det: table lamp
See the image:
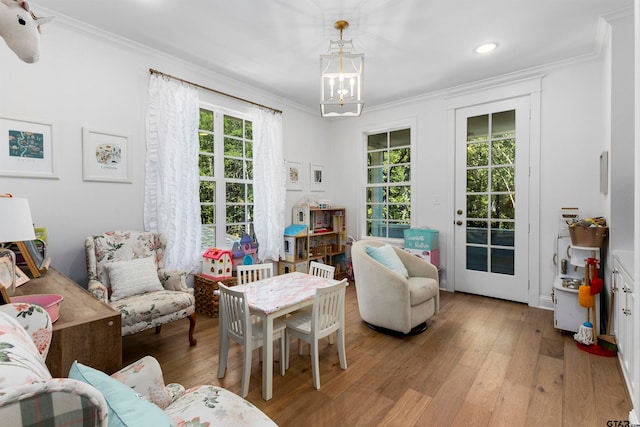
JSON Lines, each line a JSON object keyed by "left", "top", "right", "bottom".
{"left": 0, "top": 195, "right": 36, "bottom": 296}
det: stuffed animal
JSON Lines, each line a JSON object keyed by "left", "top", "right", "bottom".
{"left": 0, "top": 0, "right": 53, "bottom": 63}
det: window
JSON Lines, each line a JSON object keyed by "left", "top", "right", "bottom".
{"left": 365, "top": 128, "right": 411, "bottom": 238}
{"left": 199, "top": 106, "right": 253, "bottom": 250}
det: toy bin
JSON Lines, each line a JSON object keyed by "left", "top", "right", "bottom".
{"left": 404, "top": 227, "right": 439, "bottom": 250}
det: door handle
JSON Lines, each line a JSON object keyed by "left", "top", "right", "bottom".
{"left": 456, "top": 220, "right": 463, "bottom": 226}
{"left": 457, "top": 210, "right": 463, "bottom": 215}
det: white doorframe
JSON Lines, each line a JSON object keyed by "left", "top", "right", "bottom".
{"left": 444, "top": 76, "right": 542, "bottom": 307}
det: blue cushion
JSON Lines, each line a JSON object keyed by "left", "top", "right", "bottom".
{"left": 365, "top": 244, "right": 409, "bottom": 278}
{"left": 68, "top": 361, "right": 175, "bottom": 427}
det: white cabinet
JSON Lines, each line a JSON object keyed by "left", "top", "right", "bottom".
{"left": 613, "top": 252, "right": 636, "bottom": 407}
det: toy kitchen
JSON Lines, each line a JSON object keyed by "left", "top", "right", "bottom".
{"left": 552, "top": 208, "right": 608, "bottom": 333}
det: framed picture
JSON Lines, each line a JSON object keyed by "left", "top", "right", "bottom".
{"left": 15, "top": 266, "right": 29, "bottom": 287}
{"left": 286, "top": 161, "right": 303, "bottom": 191}
{"left": 82, "top": 127, "right": 132, "bottom": 183}
{"left": 310, "top": 164, "right": 325, "bottom": 192}
{"left": 0, "top": 115, "right": 58, "bottom": 179}
{"left": 0, "top": 256, "right": 12, "bottom": 290}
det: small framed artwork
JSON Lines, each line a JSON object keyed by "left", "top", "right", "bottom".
{"left": 0, "top": 286, "right": 8, "bottom": 305}
{"left": 310, "top": 164, "right": 325, "bottom": 192}
{"left": 15, "top": 266, "right": 29, "bottom": 287}
{"left": 82, "top": 127, "right": 132, "bottom": 183}
{"left": 286, "top": 161, "right": 303, "bottom": 191}
{"left": 0, "top": 256, "right": 13, "bottom": 290}
{"left": 0, "top": 115, "right": 58, "bottom": 179}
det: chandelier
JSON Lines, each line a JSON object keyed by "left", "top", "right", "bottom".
{"left": 320, "top": 20, "right": 364, "bottom": 117}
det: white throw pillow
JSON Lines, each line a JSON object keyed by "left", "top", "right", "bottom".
{"left": 106, "top": 257, "right": 164, "bottom": 301}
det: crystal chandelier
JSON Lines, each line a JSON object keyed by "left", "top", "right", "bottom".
{"left": 320, "top": 20, "right": 364, "bottom": 117}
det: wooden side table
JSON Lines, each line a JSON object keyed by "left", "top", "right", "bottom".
{"left": 193, "top": 274, "right": 237, "bottom": 318}
{"left": 13, "top": 268, "right": 122, "bottom": 376}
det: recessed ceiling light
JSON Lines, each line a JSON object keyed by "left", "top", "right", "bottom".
{"left": 475, "top": 43, "right": 498, "bottom": 54}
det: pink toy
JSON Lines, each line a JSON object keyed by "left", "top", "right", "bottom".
{"left": 0, "top": 0, "right": 53, "bottom": 63}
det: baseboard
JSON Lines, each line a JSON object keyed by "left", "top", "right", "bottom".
{"left": 537, "top": 294, "right": 554, "bottom": 310}
{"left": 630, "top": 408, "right": 639, "bottom": 425}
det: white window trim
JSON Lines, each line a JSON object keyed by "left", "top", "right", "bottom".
{"left": 359, "top": 116, "right": 417, "bottom": 246}
{"left": 199, "top": 102, "right": 254, "bottom": 251}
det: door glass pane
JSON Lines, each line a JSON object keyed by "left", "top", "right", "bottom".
{"left": 467, "top": 114, "right": 489, "bottom": 141}
{"left": 491, "top": 166, "right": 515, "bottom": 192}
{"left": 467, "top": 195, "right": 488, "bottom": 218}
{"left": 467, "top": 221, "right": 488, "bottom": 244}
{"left": 466, "top": 110, "right": 516, "bottom": 276}
{"left": 368, "top": 151, "right": 386, "bottom": 167}
{"left": 467, "top": 142, "right": 488, "bottom": 167}
{"left": 491, "top": 248, "right": 514, "bottom": 275}
{"left": 467, "top": 169, "right": 488, "bottom": 192}
{"left": 491, "top": 221, "right": 514, "bottom": 246}
{"left": 491, "top": 139, "right": 515, "bottom": 165}
{"left": 491, "top": 194, "right": 515, "bottom": 219}
{"left": 467, "top": 246, "right": 487, "bottom": 271}
{"left": 491, "top": 110, "right": 515, "bottom": 138}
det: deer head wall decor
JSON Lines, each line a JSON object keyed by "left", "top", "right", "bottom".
{"left": 0, "top": 0, "right": 54, "bottom": 63}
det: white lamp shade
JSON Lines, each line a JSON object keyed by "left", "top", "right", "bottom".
{"left": 0, "top": 197, "right": 36, "bottom": 243}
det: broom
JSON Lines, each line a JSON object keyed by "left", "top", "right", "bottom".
{"left": 597, "top": 269, "right": 618, "bottom": 352}
{"left": 575, "top": 259, "right": 616, "bottom": 357}
{"left": 574, "top": 263, "right": 594, "bottom": 345}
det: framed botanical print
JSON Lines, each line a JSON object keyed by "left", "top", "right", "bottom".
{"left": 286, "top": 161, "right": 303, "bottom": 191}
{"left": 310, "top": 164, "right": 325, "bottom": 192}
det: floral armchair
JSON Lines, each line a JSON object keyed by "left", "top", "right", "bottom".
{"left": 85, "top": 230, "right": 197, "bottom": 346}
{"left": 0, "top": 303, "right": 277, "bottom": 426}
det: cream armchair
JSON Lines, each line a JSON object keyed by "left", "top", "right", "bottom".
{"left": 85, "top": 230, "right": 196, "bottom": 345}
{"left": 351, "top": 240, "right": 439, "bottom": 334}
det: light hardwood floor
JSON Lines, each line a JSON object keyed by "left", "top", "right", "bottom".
{"left": 122, "top": 284, "right": 631, "bottom": 426}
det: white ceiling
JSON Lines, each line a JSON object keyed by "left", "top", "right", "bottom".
{"left": 32, "top": 0, "right": 633, "bottom": 111}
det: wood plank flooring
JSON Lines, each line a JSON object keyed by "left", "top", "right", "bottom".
{"left": 122, "top": 284, "right": 631, "bottom": 426}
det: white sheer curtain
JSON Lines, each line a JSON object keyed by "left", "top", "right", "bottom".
{"left": 144, "top": 75, "right": 201, "bottom": 272}
{"left": 252, "top": 106, "right": 285, "bottom": 262}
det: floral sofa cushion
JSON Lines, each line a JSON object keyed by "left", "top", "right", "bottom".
{"left": 0, "top": 303, "right": 277, "bottom": 427}
{"left": 110, "top": 290, "right": 194, "bottom": 336}
{"left": 0, "top": 304, "right": 108, "bottom": 427}
{"left": 164, "top": 385, "right": 277, "bottom": 426}
{"left": 0, "top": 309, "right": 51, "bottom": 388}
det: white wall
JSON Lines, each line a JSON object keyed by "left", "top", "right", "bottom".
{"left": 0, "top": 15, "right": 623, "bottom": 309}
{"left": 0, "top": 18, "right": 327, "bottom": 285}
{"left": 329, "top": 57, "right": 610, "bottom": 308}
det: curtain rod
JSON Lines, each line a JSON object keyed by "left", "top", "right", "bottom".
{"left": 149, "top": 68, "right": 283, "bottom": 115}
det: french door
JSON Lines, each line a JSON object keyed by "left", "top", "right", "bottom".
{"left": 454, "top": 97, "right": 530, "bottom": 303}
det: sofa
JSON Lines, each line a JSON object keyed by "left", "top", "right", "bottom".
{"left": 0, "top": 302, "right": 276, "bottom": 426}
{"left": 351, "top": 240, "right": 439, "bottom": 334}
